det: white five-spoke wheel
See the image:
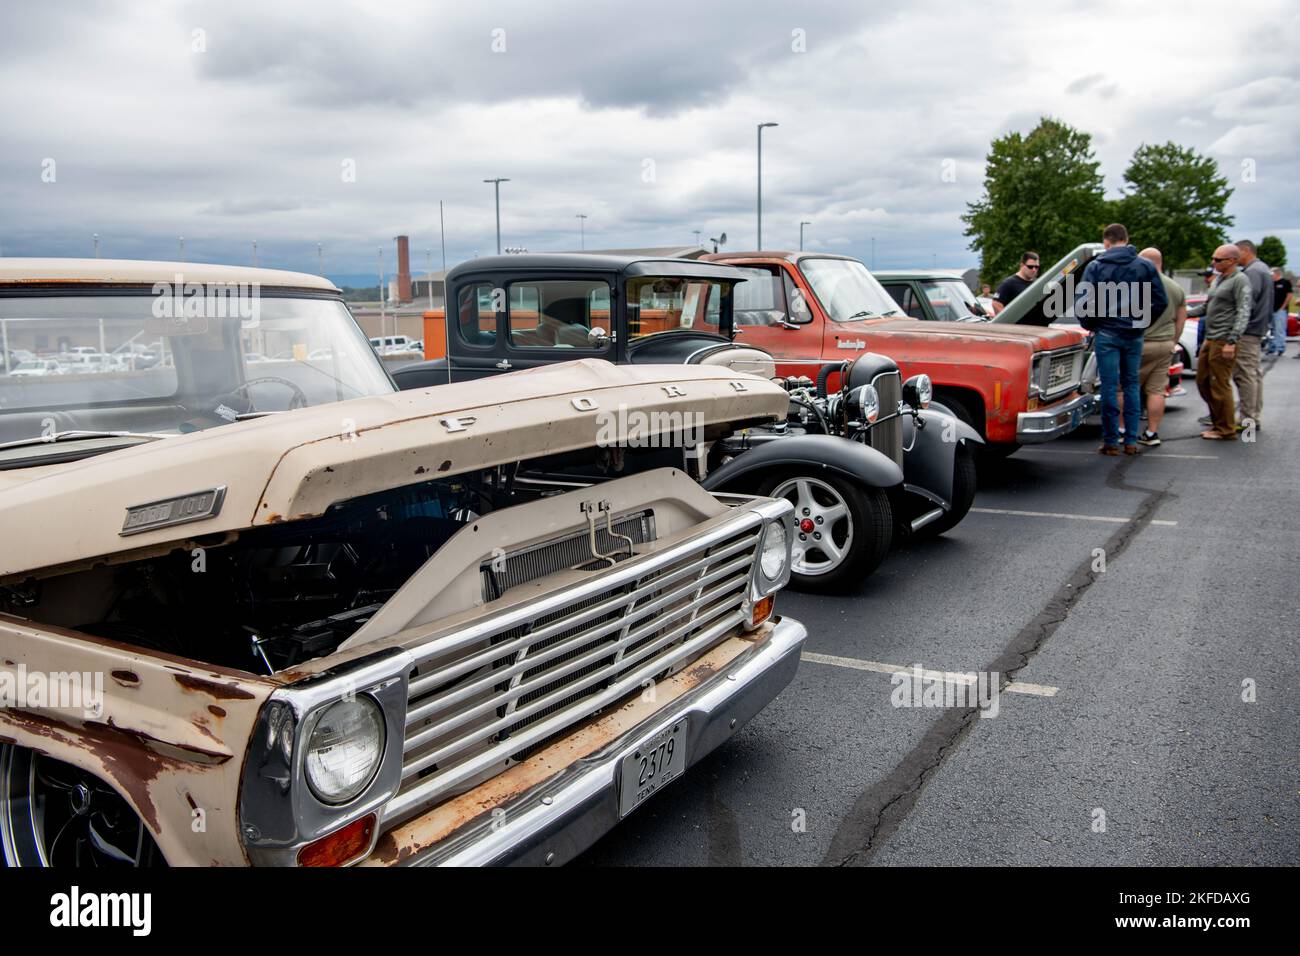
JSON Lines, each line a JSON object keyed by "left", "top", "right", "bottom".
{"left": 771, "top": 476, "right": 854, "bottom": 577}
{"left": 757, "top": 471, "right": 892, "bottom": 592}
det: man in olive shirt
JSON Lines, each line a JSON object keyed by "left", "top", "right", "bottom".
{"left": 1189, "top": 245, "right": 1253, "bottom": 439}
{"left": 1134, "top": 248, "right": 1186, "bottom": 445}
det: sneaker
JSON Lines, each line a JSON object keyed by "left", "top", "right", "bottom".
{"left": 1137, "top": 431, "right": 1161, "bottom": 446}
{"left": 1197, "top": 414, "right": 1213, "bottom": 425}
{"left": 1171, "top": 386, "right": 1187, "bottom": 396}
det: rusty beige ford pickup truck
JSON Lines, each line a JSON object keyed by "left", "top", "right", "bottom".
{"left": 0, "top": 259, "right": 805, "bottom": 867}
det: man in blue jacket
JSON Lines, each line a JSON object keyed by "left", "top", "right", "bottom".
{"left": 1075, "top": 224, "right": 1169, "bottom": 455}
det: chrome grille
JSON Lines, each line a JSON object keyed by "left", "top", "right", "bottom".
{"left": 383, "top": 516, "right": 763, "bottom": 824}
{"left": 869, "top": 370, "right": 904, "bottom": 466}
{"left": 1048, "top": 353, "right": 1078, "bottom": 391}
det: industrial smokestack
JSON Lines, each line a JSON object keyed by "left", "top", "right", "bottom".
{"left": 395, "top": 235, "right": 412, "bottom": 303}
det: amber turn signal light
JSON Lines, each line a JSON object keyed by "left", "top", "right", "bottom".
{"left": 297, "top": 813, "right": 376, "bottom": 867}
{"left": 750, "top": 594, "right": 775, "bottom": 628}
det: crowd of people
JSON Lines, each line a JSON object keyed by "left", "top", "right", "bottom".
{"left": 992, "top": 226, "right": 1290, "bottom": 451}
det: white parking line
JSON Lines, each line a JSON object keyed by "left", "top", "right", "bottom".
{"left": 971, "top": 507, "right": 1177, "bottom": 527}
{"left": 1021, "top": 448, "right": 1218, "bottom": 460}
{"left": 800, "top": 652, "right": 1059, "bottom": 697}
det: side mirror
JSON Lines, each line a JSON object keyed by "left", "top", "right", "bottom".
{"left": 587, "top": 327, "right": 609, "bottom": 349}
{"left": 901, "top": 373, "right": 933, "bottom": 410}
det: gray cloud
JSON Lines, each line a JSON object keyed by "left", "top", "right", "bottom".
{"left": 1, "top": 0, "right": 1297, "bottom": 275}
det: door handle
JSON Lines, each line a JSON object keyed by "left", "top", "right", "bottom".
{"left": 495, "top": 359, "right": 513, "bottom": 371}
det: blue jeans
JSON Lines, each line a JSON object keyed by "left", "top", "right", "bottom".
{"left": 1095, "top": 331, "right": 1143, "bottom": 446}
{"left": 1268, "top": 308, "right": 1287, "bottom": 353}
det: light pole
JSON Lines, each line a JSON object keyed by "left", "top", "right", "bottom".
{"left": 178, "top": 236, "right": 185, "bottom": 262}
{"left": 756, "top": 122, "right": 778, "bottom": 250}
{"left": 484, "top": 178, "right": 509, "bottom": 254}
{"left": 576, "top": 213, "right": 588, "bottom": 250}
{"left": 93, "top": 234, "right": 100, "bottom": 258}
{"left": 693, "top": 230, "right": 702, "bottom": 247}
{"left": 317, "top": 242, "right": 324, "bottom": 275}
{"left": 426, "top": 248, "right": 434, "bottom": 310}
{"left": 252, "top": 240, "right": 258, "bottom": 267}
{"left": 799, "top": 221, "right": 811, "bottom": 251}
{"left": 378, "top": 247, "right": 386, "bottom": 339}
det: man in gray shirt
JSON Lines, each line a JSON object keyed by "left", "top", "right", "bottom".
{"left": 1188, "top": 245, "right": 1252, "bottom": 439}
{"left": 1232, "top": 239, "right": 1272, "bottom": 427}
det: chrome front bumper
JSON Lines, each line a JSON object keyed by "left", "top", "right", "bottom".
{"left": 1016, "top": 393, "right": 1096, "bottom": 443}
{"left": 394, "top": 615, "right": 807, "bottom": 867}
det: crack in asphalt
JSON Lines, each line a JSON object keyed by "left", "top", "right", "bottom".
{"left": 822, "top": 454, "right": 1175, "bottom": 867}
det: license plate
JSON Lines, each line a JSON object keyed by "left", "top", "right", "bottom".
{"left": 618, "top": 719, "right": 688, "bottom": 817}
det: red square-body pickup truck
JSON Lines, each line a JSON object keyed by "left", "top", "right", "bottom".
{"left": 705, "top": 251, "right": 1094, "bottom": 455}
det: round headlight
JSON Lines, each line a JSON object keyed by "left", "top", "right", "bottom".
{"left": 305, "top": 697, "right": 385, "bottom": 805}
{"left": 760, "top": 520, "right": 789, "bottom": 581}
{"left": 914, "top": 373, "right": 933, "bottom": 408}
{"left": 852, "top": 384, "right": 880, "bottom": 423}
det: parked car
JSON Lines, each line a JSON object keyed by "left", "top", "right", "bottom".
{"left": 369, "top": 334, "right": 417, "bottom": 354}
{"left": 704, "top": 252, "right": 1094, "bottom": 459}
{"left": 0, "top": 257, "right": 806, "bottom": 868}
{"left": 874, "top": 269, "right": 994, "bottom": 322}
{"left": 6, "top": 358, "right": 64, "bottom": 377}
{"left": 392, "top": 254, "right": 982, "bottom": 590}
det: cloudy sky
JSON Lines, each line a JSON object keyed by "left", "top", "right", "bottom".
{"left": 1, "top": 0, "right": 1296, "bottom": 282}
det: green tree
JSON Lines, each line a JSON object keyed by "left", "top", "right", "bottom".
{"left": 963, "top": 117, "right": 1108, "bottom": 285}
{"left": 1257, "top": 235, "right": 1287, "bottom": 270}
{"left": 1117, "top": 142, "right": 1233, "bottom": 271}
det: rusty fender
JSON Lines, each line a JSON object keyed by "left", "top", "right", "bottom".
{"left": 0, "top": 614, "right": 277, "bottom": 866}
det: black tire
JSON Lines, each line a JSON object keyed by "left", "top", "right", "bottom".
{"left": 911, "top": 441, "right": 978, "bottom": 539}
{"left": 0, "top": 744, "right": 164, "bottom": 867}
{"left": 756, "top": 470, "right": 892, "bottom": 593}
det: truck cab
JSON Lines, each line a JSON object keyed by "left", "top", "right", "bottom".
{"left": 704, "top": 252, "right": 1094, "bottom": 454}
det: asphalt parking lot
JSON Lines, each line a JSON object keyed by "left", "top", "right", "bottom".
{"left": 580, "top": 355, "right": 1300, "bottom": 866}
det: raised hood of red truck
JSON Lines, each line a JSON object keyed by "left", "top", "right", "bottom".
{"left": 864, "top": 317, "right": 1086, "bottom": 350}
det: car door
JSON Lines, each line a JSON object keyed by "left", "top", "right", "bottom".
{"left": 445, "top": 275, "right": 511, "bottom": 382}
{"left": 728, "top": 265, "right": 817, "bottom": 362}
{"left": 498, "top": 274, "right": 618, "bottom": 374}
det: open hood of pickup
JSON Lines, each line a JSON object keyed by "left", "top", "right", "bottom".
{"left": 0, "top": 359, "right": 787, "bottom": 581}
{"left": 865, "top": 318, "right": 1086, "bottom": 351}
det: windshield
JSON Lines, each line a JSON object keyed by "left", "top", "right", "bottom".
{"left": 0, "top": 291, "right": 394, "bottom": 457}
{"left": 626, "top": 277, "right": 726, "bottom": 341}
{"left": 922, "top": 280, "right": 989, "bottom": 322}
{"left": 800, "top": 258, "right": 903, "bottom": 322}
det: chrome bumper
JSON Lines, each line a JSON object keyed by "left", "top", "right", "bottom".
{"left": 1016, "top": 393, "right": 1096, "bottom": 443}
{"left": 397, "top": 616, "right": 806, "bottom": 867}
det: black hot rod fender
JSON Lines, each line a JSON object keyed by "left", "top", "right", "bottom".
{"left": 899, "top": 408, "right": 983, "bottom": 508}
{"left": 701, "top": 433, "right": 903, "bottom": 494}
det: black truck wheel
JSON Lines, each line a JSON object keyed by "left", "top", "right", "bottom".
{"left": 0, "top": 745, "right": 164, "bottom": 867}
{"left": 757, "top": 471, "right": 892, "bottom": 592}
{"left": 911, "top": 440, "right": 978, "bottom": 539}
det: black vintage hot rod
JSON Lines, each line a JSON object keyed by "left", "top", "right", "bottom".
{"left": 393, "top": 254, "right": 981, "bottom": 591}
